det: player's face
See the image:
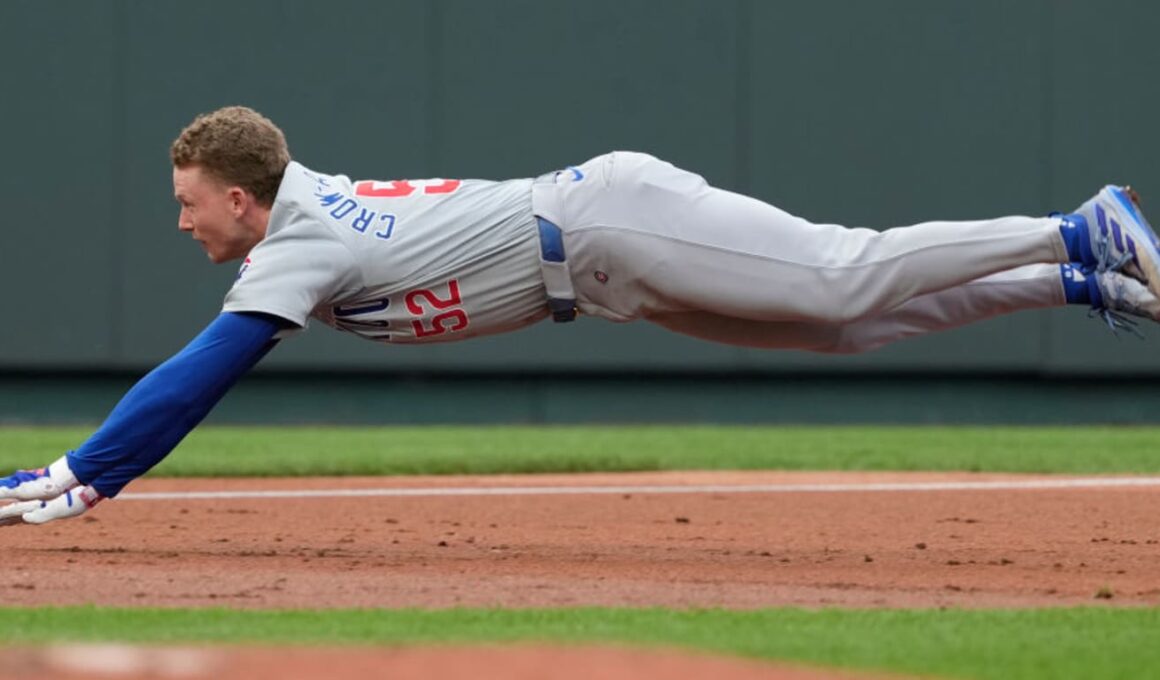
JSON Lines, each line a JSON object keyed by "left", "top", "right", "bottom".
{"left": 172, "top": 165, "right": 259, "bottom": 263}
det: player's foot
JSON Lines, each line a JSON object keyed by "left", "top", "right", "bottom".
{"left": 1058, "top": 186, "right": 1160, "bottom": 298}
{"left": 1064, "top": 264, "right": 1160, "bottom": 336}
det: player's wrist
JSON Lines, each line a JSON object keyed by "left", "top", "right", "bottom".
{"left": 47, "top": 456, "right": 79, "bottom": 490}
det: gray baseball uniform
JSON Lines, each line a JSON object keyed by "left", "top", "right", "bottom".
{"left": 224, "top": 162, "right": 549, "bottom": 343}
{"left": 5, "top": 141, "right": 1148, "bottom": 526}
{"left": 223, "top": 153, "right": 1069, "bottom": 352}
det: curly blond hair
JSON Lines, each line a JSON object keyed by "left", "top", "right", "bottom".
{"left": 170, "top": 106, "right": 290, "bottom": 206}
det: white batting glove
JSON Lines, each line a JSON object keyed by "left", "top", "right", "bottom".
{"left": 0, "top": 485, "right": 104, "bottom": 526}
{"left": 0, "top": 456, "right": 80, "bottom": 501}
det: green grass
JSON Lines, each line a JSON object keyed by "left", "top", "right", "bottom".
{"left": 2, "top": 425, "right": 1160, "bottom": 477}
{"left": 1, "top": 606, "right": 1157, "bottom": 680}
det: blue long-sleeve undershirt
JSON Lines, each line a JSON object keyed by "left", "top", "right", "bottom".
{"left": 67, "top": 312, "right": 284, "bottom": 498}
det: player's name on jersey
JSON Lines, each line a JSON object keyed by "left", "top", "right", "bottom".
{"left": 315, "top": 188, "right": 397, "bottom": 240}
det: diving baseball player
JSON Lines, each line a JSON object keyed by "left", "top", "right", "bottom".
{"left": 3, "top": 105, "right": 1159, "bottom": 525}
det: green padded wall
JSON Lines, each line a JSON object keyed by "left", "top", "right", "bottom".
{"left": 2, "top": 0, "right": 1159, "bottom": 377}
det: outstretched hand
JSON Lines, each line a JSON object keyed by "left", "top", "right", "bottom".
{"left": 0, "top": 460, "right": 98, "bottom": 526}
{"left": 0, "top": 468, "right": 65, "bottom": 501}
{"left": 0, "top": 485, "right": 103, "bottom": 526}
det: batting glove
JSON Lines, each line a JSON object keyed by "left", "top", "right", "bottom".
{"left": 0, "top": 456, "right": 79, "bottom": 501}
{"left": 0, "top": 485, "right": 104, "bottom": 526}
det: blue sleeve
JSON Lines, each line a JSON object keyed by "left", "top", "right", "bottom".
{"left": 67, "top": 312, "right": 285, "bottom": 498}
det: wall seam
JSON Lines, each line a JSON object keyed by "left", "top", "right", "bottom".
{"left": 425, "top": 0, "right": 444, "bottom": 177}
{"left": 733, "top": 0, "right": 753, "bottom": 196}
{"left": 109, "top": 0, "right": 128, "bottom": 365}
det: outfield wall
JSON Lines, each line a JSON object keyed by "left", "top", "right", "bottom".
{"left": 2, "top": 2, "right": 1159, "bottom": 422}
{"left": 1, "top": 373, "right": 1157, "bottom": 425}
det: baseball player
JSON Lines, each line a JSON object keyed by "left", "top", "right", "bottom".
{"left": 3, "top": 105, "right": 1158, "bottom": 525}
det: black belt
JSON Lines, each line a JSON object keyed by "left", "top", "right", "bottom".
{"left": 536, "top": 216, "right": 577, "bottom": 322}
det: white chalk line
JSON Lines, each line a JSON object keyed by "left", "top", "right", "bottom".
{"left": 118, "top": 476, "right": 1160, "bottom": 501}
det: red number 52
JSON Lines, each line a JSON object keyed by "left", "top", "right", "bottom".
{"left": 405, "top": 279, "right": 470, "bottom": 338}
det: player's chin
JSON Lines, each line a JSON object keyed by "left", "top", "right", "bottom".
{"left": 208, "top": 247, "right": 247, "bottom": 264}
{"left": 201, "top": 245, "right": 227, "bottom": 264}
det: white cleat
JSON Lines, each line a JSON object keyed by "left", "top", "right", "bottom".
{"left": 1090, "top": 269, "right": 1160, "bottom": 336}
{"left": 1066, "top": 185, "right": 1160, "bottom": 298}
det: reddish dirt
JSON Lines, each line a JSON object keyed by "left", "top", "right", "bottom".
{"left": 6, "top": 470, "right": 1157, "bottom": 679}
{"left": 3, "top": 470, "right": 1159, "bottom": 609}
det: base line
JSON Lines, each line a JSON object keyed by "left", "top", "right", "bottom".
{"left": 118, "top": 476, "right": 1160, "bottom": 501}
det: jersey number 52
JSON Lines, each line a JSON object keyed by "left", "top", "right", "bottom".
{"left": 406, "top": 279, "right": 470, "bottom": 338}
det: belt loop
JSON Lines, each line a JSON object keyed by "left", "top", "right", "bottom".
{"left": 536, "top": 217, "right": 578, "bottom": 322}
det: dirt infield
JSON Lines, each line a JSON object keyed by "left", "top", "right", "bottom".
{"left": 4, "top": 470, "right": 1159, "bottom": 609}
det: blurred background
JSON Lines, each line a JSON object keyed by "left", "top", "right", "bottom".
{"left": 1, "top": 0, "right": 1158, "bottom": 425}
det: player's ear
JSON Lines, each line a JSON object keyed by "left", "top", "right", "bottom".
{"left": 226, "top": 186, "right": 249, "bottom": 216}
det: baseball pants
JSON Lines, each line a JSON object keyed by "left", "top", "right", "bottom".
{"left": 531, "top": 151, "right": 1068, "bottom": 353}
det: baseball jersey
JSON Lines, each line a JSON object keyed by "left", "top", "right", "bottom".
{"left": 223, "top": 161, "right": 549, "bottom": 343}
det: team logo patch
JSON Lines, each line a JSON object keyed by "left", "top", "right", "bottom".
{"left": 594, "top": 271, "right": 609, "bottom": 284}
{"left": 237, "top": 257, "right": 252, "bottom": 279}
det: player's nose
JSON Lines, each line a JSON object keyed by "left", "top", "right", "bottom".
{"left": 177, "top": 210, "right": 193, "bottom": 232}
